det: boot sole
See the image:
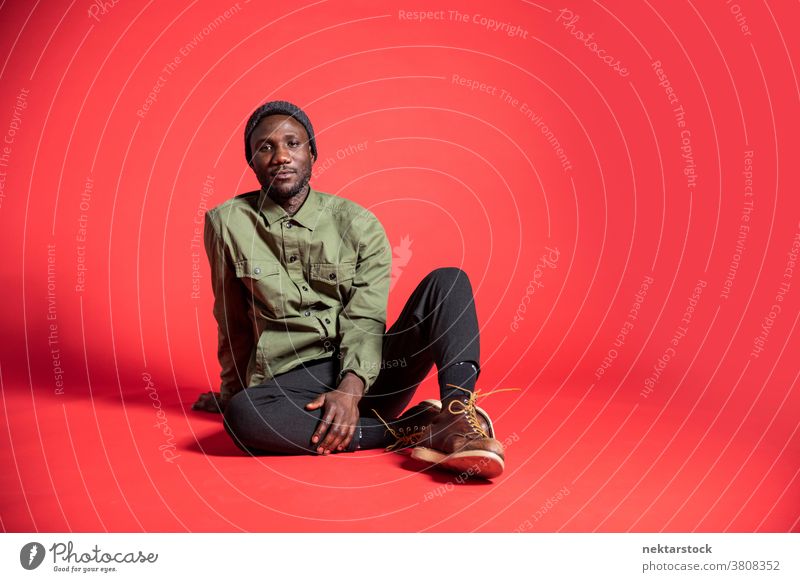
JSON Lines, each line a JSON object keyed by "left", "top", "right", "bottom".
{"left": 411, "top": 446, "right": 504, "bottom": 479}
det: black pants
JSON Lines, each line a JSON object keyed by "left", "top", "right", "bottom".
{"left": 223, "top": 267, "right": 480, "bottom": 454}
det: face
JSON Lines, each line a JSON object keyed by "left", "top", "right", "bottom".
{"left": 248, "top": 114, "right": 316, "bottom": 202}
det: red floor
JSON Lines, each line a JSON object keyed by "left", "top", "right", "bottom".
{"left": 2, "top": 364, "right": 797, "bottom": 532}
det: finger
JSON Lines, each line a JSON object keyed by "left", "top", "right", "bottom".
{"left": 342, "top": 416, "right": 359, "bottom": 451}
{"left": 191, "top": 393, "right": 208, "bottom": 408}
{"left": 323, "top": 413, "right": 350, "bottom": 454}
{"left": 330, "top": 415, "right": 355, "bottom": 453}
{"left": 319, "top": 410, "right": 344, "bottom": 453}
{"left": 313, "top": 409, "right": 335, "bottom": 450}
{"left": 321, "top": 424, "right": 342, "bottom": 454}
{"left": 305, "top": 394, "right": 325, "bottom": 410}
{"left": 193, "top": 394, "right": 214, "bottom": 412}
{"left": 338, "top": 424, "right": 357, "bottom": 452}
{"left": 328, "top": 406, "right": 359, "bottom": 453}
{"left": 307, "top": 395, "right": 327, "bottom": 446}
{"left": 320, "top": 422, "right": 342, "bottom": 454}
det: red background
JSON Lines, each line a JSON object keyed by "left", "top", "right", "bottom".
{"left": 1, "top": 0, "right": 798, "bottom": 532}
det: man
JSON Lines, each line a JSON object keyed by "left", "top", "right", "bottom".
{"left": 193, "top": 100, "right": 506, "bottom": 478}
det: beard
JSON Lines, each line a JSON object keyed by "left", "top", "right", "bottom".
{"left": 260, "top": 165, "right": 312, "bottom": 204}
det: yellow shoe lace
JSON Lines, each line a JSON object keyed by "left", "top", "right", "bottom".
{"left": 445, "top": 384, "right": 520, "bottom": 439}
{"left": 372, "top": 409, "right": 429, "bottom": 452}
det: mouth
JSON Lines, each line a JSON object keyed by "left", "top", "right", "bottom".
{"left": 270, "top": 169, "right": 296, "bottom": 183}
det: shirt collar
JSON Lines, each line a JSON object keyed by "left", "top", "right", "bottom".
{"left": 256, "top": 185, "right": 321, "bottom": 231}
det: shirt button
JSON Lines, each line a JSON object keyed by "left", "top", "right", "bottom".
{"left": 304, "top": 310, "right": 311, "bottom": 317}
{"left": 285, "top": 222, "right": 292, "bottom": 229}
{"left": 328, "top": 273, "right": 336, "bottom": 280}
{"left": 253, "top": 267, "right": 261, "bottom": 275}
{"left": 289, "top": 256, "right": 297, "bottom": 263}
{"left": 325, "top": 318, "right": 331, "bottom": 324}
{"left": 302, "top": 285, "right": 308, "bottom": 291}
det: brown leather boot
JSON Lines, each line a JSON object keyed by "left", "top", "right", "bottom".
{"left": 378, "top": 398, "right": 496, "bottom": 453}
{"left": 411, "top": 386, "right": 507, "bottom": 479}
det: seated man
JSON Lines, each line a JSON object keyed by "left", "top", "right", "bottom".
{"left": 193, "top": 100, "right": 506, "bottom": 478}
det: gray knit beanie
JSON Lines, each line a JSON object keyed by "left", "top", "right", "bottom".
{"left": 244, "top": 100, "right": 317, "bottom": 163}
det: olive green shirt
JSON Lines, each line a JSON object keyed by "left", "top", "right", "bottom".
{"left": 204, "top": 186, "right": 391, "bottom": 399}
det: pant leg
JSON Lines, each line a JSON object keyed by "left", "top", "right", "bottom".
{"left": 359, "top": 267, "right": 481, "bottom": 421}
{"left": 223, "top": 358, "right": 337, "bottom": 455}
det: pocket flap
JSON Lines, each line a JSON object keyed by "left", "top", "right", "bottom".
{"left": 235, "top": 259, "right": 279, "bottom": 280}
{"left": 311, "top": 262, "right": 356, "bottom": 282}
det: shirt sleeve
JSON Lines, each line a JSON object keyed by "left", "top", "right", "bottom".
{"left": 337, "top": 212, "right": 392, "bottom": 392}
{"left": 204, "top": 210, "right": 255, "bottom": 400}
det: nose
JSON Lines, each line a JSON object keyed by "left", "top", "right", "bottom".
{"left": 273, "top": 144, "right": 291, "bottom": 165}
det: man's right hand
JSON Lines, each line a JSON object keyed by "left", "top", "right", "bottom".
{"left": 192, "top": 391, "right": 228, "bottom": 413}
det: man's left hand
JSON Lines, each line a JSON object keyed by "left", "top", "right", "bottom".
{"left": 305, "top": 373, "right": 365, "bottom": 454}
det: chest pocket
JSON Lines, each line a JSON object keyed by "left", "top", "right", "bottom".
{"left": 310, "top": 262, "right": 356, "bottom": 302}
{"left": 235, "top": 259, "right": 286, "bottom": 318}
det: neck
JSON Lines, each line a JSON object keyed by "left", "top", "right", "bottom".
{"left": 269, "top": 185, "right": 310, "bottom": 216}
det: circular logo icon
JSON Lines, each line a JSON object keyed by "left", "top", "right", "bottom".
{"left": 20, "top": 542, "right": 46, "bottom": 570}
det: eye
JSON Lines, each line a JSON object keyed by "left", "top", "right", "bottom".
{"left": 288, "top": 140, "right": 301, "bottom": 148}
